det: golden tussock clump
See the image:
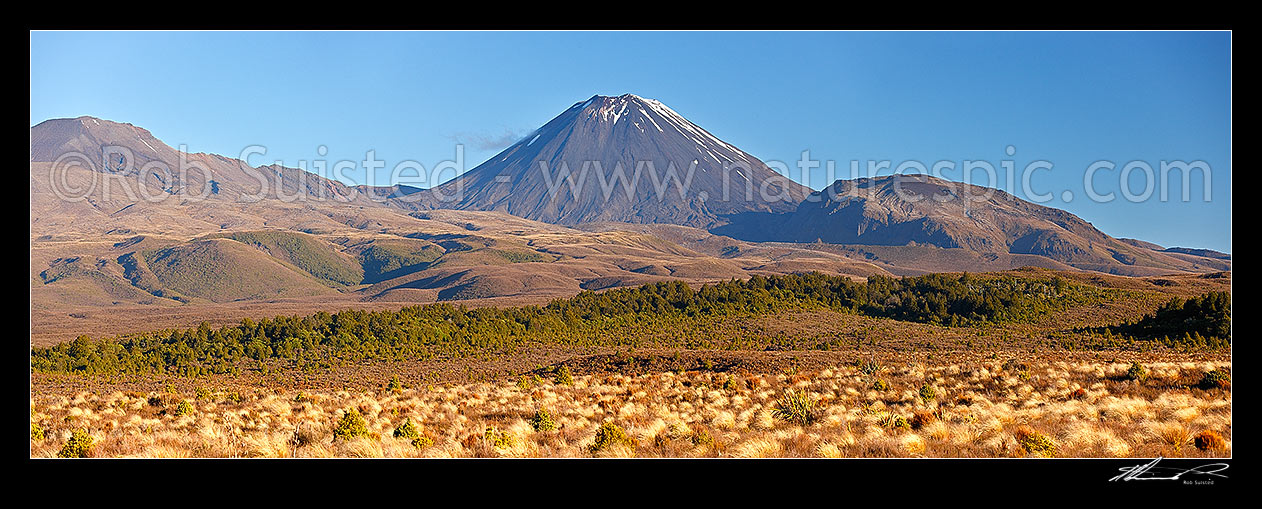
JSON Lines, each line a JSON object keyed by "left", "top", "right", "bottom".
{"left": 910, "top": 410, "right": 938, "bottom": 430}
{"left": 1193, "top": 430, "right": 1226, "bottom": 452}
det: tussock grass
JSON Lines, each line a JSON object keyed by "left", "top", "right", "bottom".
{"left": 30, "top": 359, "right": 1230, "bottom": 458}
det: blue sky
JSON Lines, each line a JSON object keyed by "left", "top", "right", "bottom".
{"left": 30, "top": 31, "right": 1230, "bottom": 252}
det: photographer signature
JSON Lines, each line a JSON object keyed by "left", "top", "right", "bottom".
{"left": 1110, "top": 457, "right": 1229, "bottom": 482}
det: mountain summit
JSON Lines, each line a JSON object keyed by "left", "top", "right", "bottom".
{"left": 412, "top": 94, "right": 810, "bottom": 227}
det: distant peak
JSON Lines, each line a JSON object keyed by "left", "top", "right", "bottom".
{"left": 32, "top": 115, "right": 136, "bottom": 131}
{"left": 573, "top": 93, "right": 658, "bottom": 109}
{"left": 593, "top": 93, "right": 645, "bottom": 100}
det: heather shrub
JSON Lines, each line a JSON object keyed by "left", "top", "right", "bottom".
{"left": 484, "top": 426, "right": 515, "bottom": 448}
{"left": 333, "top": 409, "right": 371, "bottom": 441}
{"left": 393, "top": 418, "right": 432, "bottom": 449}
{"left": 412, "top": 435, "right": 434, "bottom": 449}
{"left": 58, "top": 429, "right": 94, "bottom": 458}
{"left": 590, "top": 422, "right": 636, "bottom": 453}
{"left": 1199, "top": 370, "right": 1230, "bottom": 390}
{"left": 872, "top": 379, "right": 888, "bottom": 391}
{"left": 554, "top": 366, "right": 573, "bottom": 386}
{"left": 173, "top": 400, "right": 194, "bottom": 417}
{"left": 1126, "top": 362, "right": 1147, "bottom": 381}
{"left": 1014, "top": 426, "right": 1056, "bottom": 457}
{"left": 529, "top": 408, "right": 556, "bottom": 432}
{"left": 919, "top": 384, "right": 936, "bottom": 403}
{"left": 517, "top": 374, "right": 543, "bottom": 391}
{"left": 31, "top": 422, "right": 45, "bottom": 442}
{"left": 393, "top": 417, "right": 418, "bottom": 440}
{"left": 691, "top": 428, "right": 714, "bottom": 447}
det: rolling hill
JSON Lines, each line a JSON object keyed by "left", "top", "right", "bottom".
{"left": 137, "top": 237, "right": 335, "bottom": 302}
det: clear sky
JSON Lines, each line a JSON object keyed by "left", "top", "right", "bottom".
{"left": 30, "top": 31, "right": 1230, "bottom": 252}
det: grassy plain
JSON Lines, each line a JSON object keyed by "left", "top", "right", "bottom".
{"left": 30, "top": 270, "right": 1230, "bottom": 458}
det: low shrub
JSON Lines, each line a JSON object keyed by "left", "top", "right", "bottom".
{"left": 919, "top": 384, "right": 936, "bottom": 403}
{"left": 772, "top": 389, "right": 818, "bottom": 426}
{"left": 1199, "top": 370, "right": 1230, "bottom": 390}
{"left": 57, "top": 429, "right": 94, "bottom": 458}
{"left": 484, "top": 426, "right": 515, "bottom": 448}
{"left": 393, "top": 418, "right": 431, "bottom": 449}
{"left": 691, "top": 428, "right": 714, "bottom": 447}
{"left": 333, "top": 409, "right": 371, "bottom": 441}
{"left": 554, "top": 366, "right": 574, "bottom": 386}
{"left": 517, "top": 374, "right": 543, "bottom": 391}
{"left": 590, "top": 422, "right": 636, "bottom": 453}
{"left": 1013, "top": 425, "right": 1056, "bottom": 457}
{"left": 529, "top": 408, "right": 556, "bottom": 432}
{"left": 1126, "top": 362, "right": 1147, "bottom": 382}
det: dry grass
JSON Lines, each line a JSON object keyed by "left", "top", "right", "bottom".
{"left": 30, "top": 359, "right": 1230, "bottom": 458}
